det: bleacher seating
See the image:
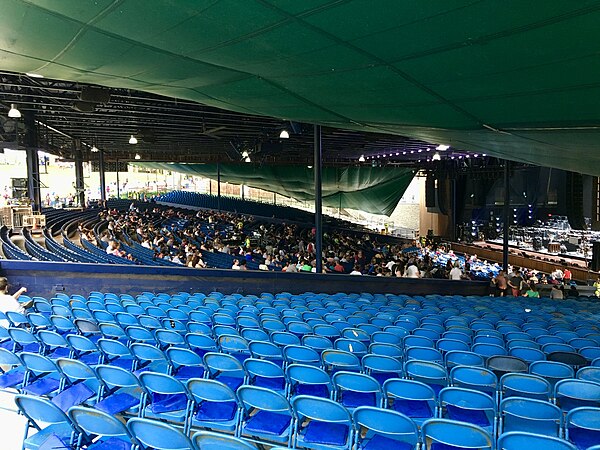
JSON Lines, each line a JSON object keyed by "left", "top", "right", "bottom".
{"left": 0, "top": 290, "right": 599, "bottom": 449}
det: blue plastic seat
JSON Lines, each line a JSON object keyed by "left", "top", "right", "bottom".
{"left": 438, "top": 387, "right": 496, "bottom": 436}
{"left": 292, "top": 395, "right": 353, "bottom": 450}
{"left": 243, "top": 358, "right": 286, "bottom": 393}
{"left": 127, "top": 417, "right": 195, "bottom": 450}
{"left": 68, "top": 406, "right": 133, "bottom": 450}
{"left": 8, "top": 327, "right": 42, "bottom": 353}
{"left": 500, "top": 373, "right": 551, "bottom": 401}
{"left": 383, "top": 378, "right": 436, "bottom": 426}
{"left": 66, "top": 334, "right": 102, "bottom": 366}
{"left": 271, "top": 331, "right": 301, "bottom": 347}
{"left": 138, "top": 371, "right": 192, "bottom": 433}
{"left": 361, "top": 354, "right": 403, "bottom": 384}
{"left": 37, "top": 330, "right": 72, "bottom": 360}
{"left": 371, "top": 331, "right": 403, "bottom": 346}
{"left": 335, "top": 338, "right": 368, "bottom": 359}
{"left": 555, "top": 379, "right": 600, "bottom": 413}
{"left": 302, "top": 334, "right": 334, "bottom": 353}
{"left": 499, "top": 397, "right": 562, "bottom": 437}
{"left": 285, "top": 364, "right": 333, "bottom": 398}
{"left": 21, "top": 352, "right": 62, "bottom": 397}
{"left": 0, "top": 347, "right": 25, "bottom": 391}
{"left": 404, "top": 360, "right": 448, "bottom": 395}
{"left": 472, "top": 342, "right": 508, "bottom": 358}
{"left": 576, "top": 366, "right": 600, "bottom": 384}
{"left": 368, "top": 343, "right": 403, "bottom": 360}
{"left": 237, "top": 385, "right": 293, "bottom": 446}
{"left": 321, "top": 349, "right": 361, "bottom": 374}
{"left": 405, "top": 346, "right": 444, "bottom": 364}
{"left": 403, "top": 335, "right": 435, "bottom": 350}
{"left": 98, "top": 322, "right": 128, "bottom": 341}
{"left": 530, "top": 360, "right": 575, "bottom": 389}
{"left": 166, "top": 346, "right": 205, "bottom": 380}
{"left": 131, "top": 342, "right": 170, "bottom": 374}
{"left": 444, "top": 350, "right": 485, "bottom": 369}
{"left": 125, "top": 325, "right": 158, "bottom": 346}
{"left": 248, "top": 341, "right": 284, "bottom": 366}
{"left": 565, "top": 406, "right": 600, "bottom": 450}
{"left": 95, "top": 364, "right": 145, "bottom": 416}
{"left": 497, "top": 431, "right": 576, "bottom": 450}
{"left": 186, "top": 333, "right": 218, "bottom": 357}
{"left": 54, "top": 358, "right": 100, "bottom": 411}
{"left": 449, "top": 365, "right": 498, "bottom": 397}
{"left": 187, "top": 378, "right": 241, "bottom": 434}
{"left": 509, "top": 346, "right": 546, "bottom": 363}
{"left": 282, "top": 344, "right": 321, "bottom": 367}
{"left": 421, "top": 418, "right": 492, "bottom": 449}
{"left": 353, "top": 406, "right": 418, "bottom": 450}
{"left": 332, "top": 371, "right": 382, "bottom": 410}
{"left": 192, "top": 430, "right": 259, "bottom": 450}
{"left": 218, "top": 334, "right": 251, "bottom": 362}
{"left": 203, "top": 352, "right": 246, "bottom": 391}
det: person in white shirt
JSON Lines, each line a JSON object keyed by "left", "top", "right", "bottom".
{"left": 405, "top": 264, "right": 421, "bottom": 278}
{"left": 0, "top": 277, "right": 31, "bottom": 328}
{"left": 349, "top": 265, "right": 362, "bottom": 275}
{"left": 449, "top": 263, "right": 463, "bottom": 280}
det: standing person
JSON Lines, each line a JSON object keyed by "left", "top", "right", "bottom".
{"left": 508, "top": 267, "right": 524, "bottom": 297}
{"left": 449, "top": 263, "right": 463, "bottom": 280}
{"left": 594, "top": 276, "right": 600, "bottom": 298}
{"left": 492, "top": 271, "right": 509, "bottom": 297}
{"left": 0, "top": 278, "right": 31, "bottom": 328}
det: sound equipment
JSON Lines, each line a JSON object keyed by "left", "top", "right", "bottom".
{"left": 566, "top": 171, "right": 585, "bottom": 230}
{"left": 592, "top": 241, "right": 600, "bottom": 271}
{"left": 425, "top": 176, "right": 436, "bottom": 207}
{"left": 80, "top": 86, "right": 111, "bottom": 103}
{"left": 548, "top": 243, "right": 560, "bottom": 253}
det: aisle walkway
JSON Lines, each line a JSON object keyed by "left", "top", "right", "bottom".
{"left": 0, "top": 391, "right": 27, "bottom": 450}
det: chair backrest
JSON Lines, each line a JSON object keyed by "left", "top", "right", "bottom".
{"left": 499, "top": 397, "right": 562, "bottom": 437}
{"left": 530, "top": 360, "right": 575, "bottom": 388}
{"left": 203, "top": 352, "right": 244, "bottom": 376}
{"left": 187, "top": 378, "right": 237, "bottom": 403}
{"left": 404, "top": 360, "right": 448, "bottom": 392}
{"left": 192, "top": 430, "right": 259, "bottom": 450}
{"left": 421, "top": 418, "right": 492, "bottom": 449}
{"left": 450, "top": 365, "right": 497, "bottom": 395}
{"left": 321, "top": 349, "right": 361, "bottom": 373}
{"left": 127, "top": 417, "right": 194, "bottom": 450}
{"left": 353, "top": 406, "right": 418, "bottom": 449}
{"left": 565, "top": 406, "right": 600, "bottom": 450}
{"left": 237, "top": 385, "right": 291, "bottom": 414}
{"left": 15, "top": 394, "right": 71, "bottom": 425}
{"left": 497, "top": 431, "right": 576, "bottom": 450}
{"left": 68, "top": 405, "right": 132, "bottom": 442}
{"left": 500, "top": 373, "right": 551, "bottom": 401}
{"left": 292, "top": 394, "right": 351, "bottom": 423}
{"left": 95, "top": 364, "right": 142, "bottom": 391}
{"left": 445, "top": 350, "right": 485, "bottom": 368}
{"left": 576, "top": 366, "right": 600, "bottom": 384}
{"left": 555, "top": 379, "right": 600, "bottom": 412}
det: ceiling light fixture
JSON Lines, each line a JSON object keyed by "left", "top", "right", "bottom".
{"left": 241, "top": 150, "right": 249, "bottom": 158}
{"left": 129, "top": 135, "right": 138, "bottom": 145}
{"left": 279, "top": 130, "right": 289, "bottom": 139}
{"left": 432, "top": 152, "right": 441, "bottom": 161}
{"left": 436, "top": 144, "right": 449, "bottom": 151}
{"left": 8, "top": 104, "right": 21, "bottom": 118}
{"left": 25, "top": 72, "right": 44, "bottom": 78}
{"left": 307, "top": 165, "right": 313, "bottom": 169}
{"left": 134, "top": 153, "right": 141, "bottom": 160}
{"left": 244, "top": 156, "right": 251, "bottom": 163}
{"left": 91, "top": 146, "right": 99, "bottom": 153}
{"left": 358, "top": 155, "right": 365, "bottom": 162}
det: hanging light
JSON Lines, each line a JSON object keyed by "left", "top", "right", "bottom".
{"left": 307, "top": 165, "right": 313, "bottom": 169}
{"left": 241, "top": 150, "right": 249, "bottom": 158}
{"left": 8, "top": 104, "right": 21, "bottom": 118}
{"left": 134, "top": 153, "right": 141, "bottom": 160}
{"left": 279, "top": 129, "right": 289, "bottom": 139}
{"left": 244, "top": 156, "right": 251, "bottom": 163}
{"left": 432, "top": 152, "right": 441, "bottom": 161}
{"left": 436, "top": 144, "right": 449, "bottom": 151}
{"left": 25, "top": 73, "right": 44, "bottom": 78}
{"left": 358, "top": 155, "right": 365, "bottom": 162}
{"left": 129, "top": 135, "right": 138, "bottom": 145}
{"left": 91, "top": 146, "right": 99, "bottom": 153}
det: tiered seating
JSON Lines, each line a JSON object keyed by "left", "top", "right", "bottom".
{"left": 0, "top": 225, "right": 34, "bottom": 260}
{"left": 1, "top": 291, "right": 600, "bottom": 449}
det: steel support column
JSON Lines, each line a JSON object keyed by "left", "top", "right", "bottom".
{"left": 24, "top": 112, "right": 42, "bottom": 213}
{"left": 217, "top": 162, "right": 221, "bottom": 211}
{"left": 314, "top": 124, "right": 323, "bottom": 273}
{"left": 74, "top": 141, "right": 85, "bottom": 208}
{"left": 98, "top": 150, "right": 106, "bottom": 202}
{"left": 503, "top": 160, "right": 510, "bottom": 271}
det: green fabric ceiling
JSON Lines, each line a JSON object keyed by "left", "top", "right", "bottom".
{"left": 137, "top": 162, "right": 415, "bottom": 216}
{"left": 2, "top": 1, "right": 600, "bottom": 174}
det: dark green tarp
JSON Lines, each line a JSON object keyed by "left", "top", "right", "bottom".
{"left": 2, "top": 1, "right": 600, "bottom": 174}
{"left": 137, "top": 162, "right": 415, "bottom": 216}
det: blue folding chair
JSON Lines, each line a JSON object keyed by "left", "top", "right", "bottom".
{"left": 445, "top": 350, "right": 485, "bottom": 369}
{"left": 509, "top": 347, "right": 546, "bottom": 363}
{"left": 192, "top": 430, "right": 258, "bottom": 450}
{"left": 332, "top": 371, "right": 383, "bottom": 410}
{"left": 271, "top": 331, "right": 301, "bottom": 347}
{"left": 404, "top": 360, "right": 448, "bottom": 395}
{"left": 302, "top": 335, "right": 334, "bottom": 353}
{"left": 248, "top": 341, "right": 283, "bottom": 366}
{"left": 361, "top": 354, "right": 403, "bottom": 384}
{"left": 97, "top": 338, "right": 136, "bottom": 371}
{"left": 368, "top": 343, "right": 404, "bottom": 360}
{"left": 138, "top": 371, "right": 192, "bottom": 433}
{"left": 37, "top": 330, "right": 72, "bottom": 360}
{"left": 166, "top": 347, "right": 205, "bottom": 381}
{"left": 8, "top": 327, "right": 42, "bottom": 353}
{"left": 0, "top": 347, "right": 26, "bottom": 391}
{"left": 450, "top": 365, "right": 498, "bottom": 397}
{"left": 285, "top": 363, "right": 332, "bottom": 398}
{"left": 131, "top": 343, "right": 170, "bottom": 374}
{"left": 353, "top": 406, "right": 418, "bottom": 450}
{"left": 53, "top": 358, "right": 99, "bottom": 411}
{"left": 421, "top": 418, "right": 493, "bottom": 450}
{"left": 237, "top": 385, "right": 293, "bottom": 446}
{"left": 321, "top": 349, "right": 361, "bottom": 374}
{"left": 500, "top": 373, "right": 551, "bottom": 401}
{"left": 186, "top": 333, "right": 218, "bottom": 357}
{"left": 203, "top": 352, "right": 246, "bottom": 392}
{"left": 497, "top": 432, "right": 576, "bottom": 450}
{"left": 66, "top": 334, "right": 102, "bottom": 366}
{"left": 15, "top": 394, "right": 76, "bottom": 450}
{"left": 127, "top": 417, "right": 194, "bottom": 450}
{"left": 499, "top": 397, "right": 562, "bottom": 437}
{"left": 21, "top": 352, "right": 62, "bottom": 397}
{"left": 68, "top": 406, "right": 133, "bottom": 450}
{"left": 334, "top": 338, "right": 368, "bottom": 359}
{"left": 243, "top": 358, "right": 286, "bottom": 394}
{"left": 292, "top": 395, "right": 353, "bottom": 450}
{"left": 187, "top": 378, "right": 241, "bottom": 434}
{"left": 565, "top": 406, "right": 600, "bottom": 450}
{"left": 125, "top": 326, "right": 158, "bottom": 346}
{"left": 155, "top": 328, "right": 187, "bottom": 349}
{"left": 530, "top": 360, "right": 575, "bottom": 390}
{"left": 95, "top": 364, "right": 145, "bottom": 416}
{"left": 576, "top": 366, "right": 600, "bottom": 384}
{"left": 282, "top": 344, "right": 321, "bottom": 367}
{"left": 555, "top": 379, "right": 600, "bottom": 413}
{"left": 438, "top": 387, "right": 496, "bottom": 437}
{"left": 383, "top": 378, "right": 436, "bottom": 427}
{"left": 405, "top": 347, "right": 444, "bottom": 365}
{"left": 218, "top": 334, "right": 251, "bottom": 362}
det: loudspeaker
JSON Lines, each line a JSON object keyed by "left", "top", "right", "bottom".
{"left": 425, "top": 175, "right": 436, "bottom": 207}
{"left": 11, "top": 178, "right": 27, "bottom": 189}
{"left": 566, "top": 171, "right": 586, "bottom": 230}
{"left": 592, "top": 241, "right": 600, "bottom": 271}
{"left": 80, "top": 86, "right": 111, "bottom": 103}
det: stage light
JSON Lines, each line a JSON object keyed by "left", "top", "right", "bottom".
{"left": 26, "top": 73, "right": 44, "bottom": 78}
{"left": 244, "top": 156, "right": 251, "bottom": 163}
{"left": 403, "top": 151, "right": 407, "bottom": 155}
{"left": 241, "top": 150, "right": 249, "bottom": 158}
{"left": 279, "top": 130, "right": 289, "bottom": 139}
{"left": 91, "top": 146, "right": 99, "bottom": 153}
{"left": 436, "top": 144, "right": 449, "bottom": 151}
{"left": 307, "top": 165, "right": 313, "bottom": 169}
{"left": 432, "top": 152, "right": 441, "bottom": 161}
{"left": 129, "top": 135, "right": 138, "bottom": 144}
{"left": 135, "top": 153, "right": 141, "bottom": 160}
{"left": 358, "top": 155, "right": 365, "bottom": 162}
{"left": 8, "top": 104, "right": 21, "bottom": 118}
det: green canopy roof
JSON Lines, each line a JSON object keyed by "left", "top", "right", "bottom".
{"left": 138, "top": 162, "right": 415, "bottom": 216}
{"left": 2, "top": 1, "right": 600, "bottom": 174}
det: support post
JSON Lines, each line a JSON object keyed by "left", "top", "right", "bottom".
{"left": 74, "top": 140, "right": 85, "bottom": 208}
{"left": 314, "top": 124, "right": 323, "bottom": 273}
{"left": 98, "top": 149, "right": 106, "bottom": 202}
{"left": 116, "top": 159, "right": 120, "bottom": 199}
{"left": 241, "top": 184, "right": 245, "bottom": 201}
{"left": 24, "top": 112, "right": 42, "bottom": 213}
{"left": 273, "top": 192, "right": 276, "bottom": 205}
{"left": 217, "top": 162, "right": 221, "bottom": 211}
{"left": 503, "top": 160, "right": 510, "bottom": 271}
